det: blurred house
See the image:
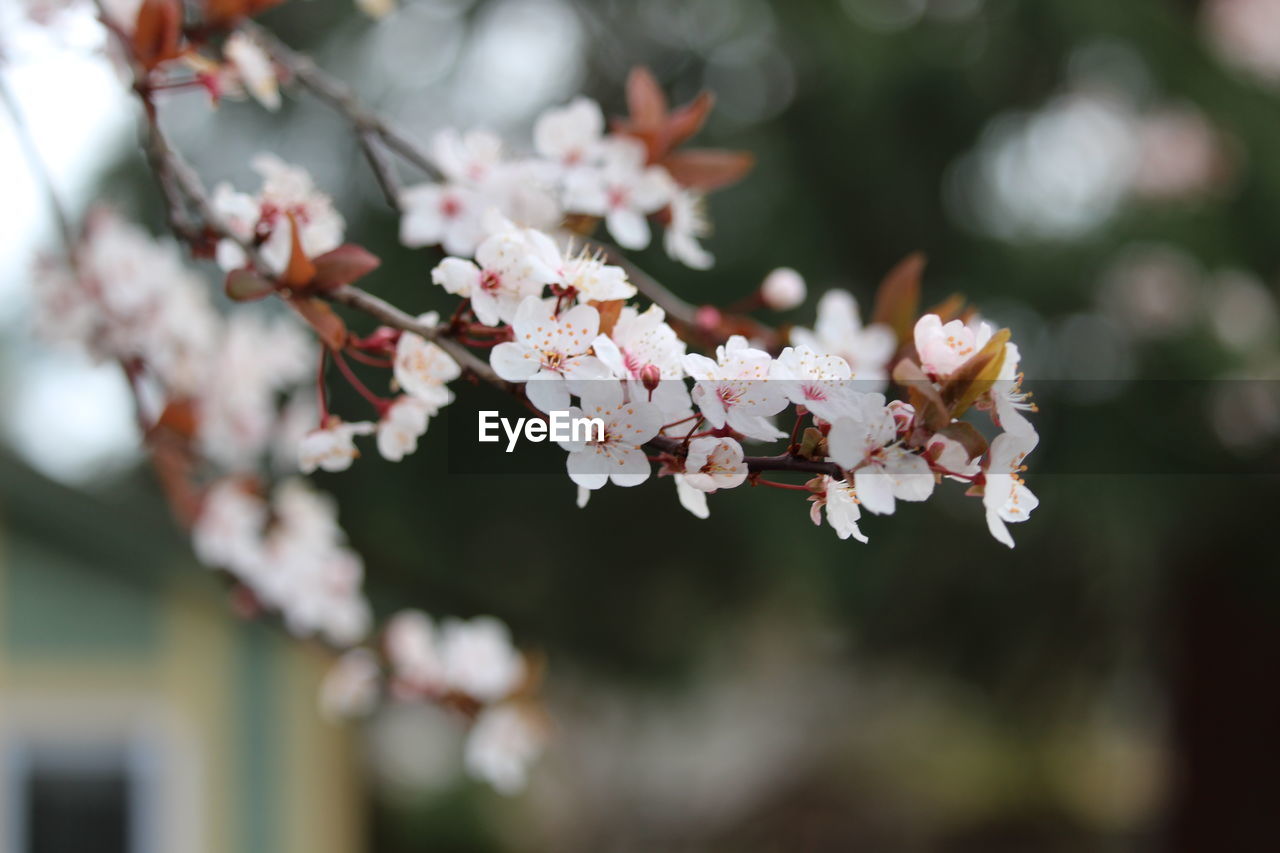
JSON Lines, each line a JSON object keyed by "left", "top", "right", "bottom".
{"left": 0, "top": 452, "right": 363, "bottom": 853}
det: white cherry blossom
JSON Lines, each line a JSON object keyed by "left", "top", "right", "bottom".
{"left": 192, "top": 478, "right": 266, "bottom": 575}
{"left": 808, "top": 477, "right": 869, "bottom": 542}
{"left": 983, "top": 430, "right": 1040, "bottom": 548}
{"left": 791, "top": 290, "right": 897, "bottom": 390}
{"left": 681, "top": 436, "right": 748, "bottom": 492}
{"left": 560, "top": 382, "right": 663, "bottom": 489}
{"left": 377, "top": 396, "right": 432, "bottom": 462}
{"left": 490, "top": 297, "right": 611, "bottom": 412}
{"left": 399, "top": 182, "right": 488, "bottom": 257}
{"left": 299, "top": 418, "right": 375, "bottom": 473}
{"left": 432, "top": 127, "right": 504, "bottom": 186}
{"left": 913, "top": 313, "right": 995, "bottom": 378}
{"left": 682, "top": 336, "right": 789, "bottom": 441}
{"left": 222, "top": 32, "right": 280, "bottom": 111}
{"left": 393, "top": 314, "right": 461, "bottom": 409}
{"left": 827, "top": 394, "right": 934, "bottom": 515}
{"left": 557, "top": 247, "right": 637, "bottom": 303}
{"left": 769, "top": 344, "right": 863, "bottom": 423}
{"left": 988, "top": 341, "right": 1036, "bottom": 435}
{"left": 591, "top": 304, "right": 691, "bottom": 421}
{"left": 432, "top": 227, "right": 559, "bottom": 326}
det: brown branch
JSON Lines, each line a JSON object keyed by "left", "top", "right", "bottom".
{"left": 585, "top": 238, "right": 699, "bottom": 325}
{"left": 647, "top": 435, "right": 842, "bottom": 478}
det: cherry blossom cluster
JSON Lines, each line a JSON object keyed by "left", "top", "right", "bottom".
{"left": 25, "top": 0, "right": 1047, "bottom": 794}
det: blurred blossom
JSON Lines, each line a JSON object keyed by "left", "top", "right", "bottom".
{"left": 1098, "top": 244, "right": 1202, "bottom": 340}
{"left": 1207, "top": 270, "right": 1280, "bottom": 353}
{"left": 1210, "top": 368, "right": 1280, "bottom": 450}
{"left": 1130, "top": 105, "right": 1233, "bottom": 202}
{"left": 950, "top": 91, "right": 1140, "bottom": 241}
{"left": 1203, "top": 0, "right": 1280, "bottom": 85}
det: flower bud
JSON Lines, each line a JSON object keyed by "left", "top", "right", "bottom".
{"left": 887, "top": 400, "right": 915, "bottom": 436}
{"left": 760, "top": 267, "right": 806, "bottom": 311}
{"left": 639, "top": 363, "right": 662, "bottom": 394}
{"left": 695, "top": 305, "right": 722, "bottom": 331}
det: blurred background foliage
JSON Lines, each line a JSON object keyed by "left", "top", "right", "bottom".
{"left": 11, "top": 0, "right": 1280, "bottom": 849}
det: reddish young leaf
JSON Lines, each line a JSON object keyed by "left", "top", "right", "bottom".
{"left": 663, "top": 149, "right": 756, "bottom": 192}
{"left": 940, "top": 328, "right": 1011, "bottom": 419}
{"left": 591, "top": 299, "right": 626, "bottom": 337}
{"left": 132, "top": 0, "right": 183, "bottom": 71}
{"left": 926, "top": 293, "right": 967, "bottom": 324}
{"left": 225, "top": 268, "right": 276, "bottom": 302}
{"left": 311, "top": 244, "right": 381, "bottom": 291}
{"left": 288, "top": 295, "right": 347, "bottom": 350}
{"left": 625, "top": 66, "right": 668, "bottom": 135}
{"left": 871, "top": 253, "right": 925, "bottom": 346}
{"left": 280, "top": 212, "right": 317, "bottom": 288}
{"left": 665, "top": 91, "right": 715, "bottom": 151}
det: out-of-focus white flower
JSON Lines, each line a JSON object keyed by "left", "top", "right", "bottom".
{"left": 192, "top": 478, "right": 266, "bottom": 575}
{"left": 983, "top": 430, "right": 1039, "bottom": 548}
{"left": 198, "top": 312, "right": 313, "bottom": 471}
{"left": 913, "top": 313, "right": 995, "bottom": 378}
{"left": 35, "top": 210, "right": 221, "bottom": 396}
{"left": 664, "top": 189, "right": 714, "bottom": 270}
{"left": 1131, "top": 105, "right": 1228, "bottom": 200}
{"left": 299, "top": 418, "right": 376, "bottom": 473}
{"left": 376, "top": 396, "right": 432, "bottom": 462}
{"left": 320, "top": 649, "right": 382, "bottom": 721}
{"left": 827, "top": 393, "right": 933, "bottom": 515}
{"left": 1204, "top": 0, "right": 1280, "bottom": 84}
{"left": 808, "top": 477, "right": 869, "bottom": 543}
{"left": 438, "top": 617, "right": 525, "bottom": 703}
{"left": 760, "top": 267, "right": 806, "bottom": 311}
{"left": 399, "top": 182, "right": 488, "bottom": 257}
{"left": 559, "top": 382, "right": 663, "bottom": 490}
{"left": 212, "top": 155, "right": 345, "bottom": 275}
{"left": 464, "top": 704, "right": 546, "bottom": 795}
{"left": 222, "top": 32, "right": 280, "bottom": 111}
{"left": 791, "top": 290, "right": 896, "bottom": 390}
{"left": 681, "top": 436, "right": 747, "bottom": 492}
{"left": 385, "top": 610, "right": 447, "bottom": 695}
{"left": 534, "top": 97, "right": 605, "bottom": 168}
{"left": 682, "top": 336, "right": 789, "bottom": 441}
{"left": 563, "top": 137, "right": 675, "bottom": 249}
{"left": 490, "top": 297, "right": 611, "bottom": 413}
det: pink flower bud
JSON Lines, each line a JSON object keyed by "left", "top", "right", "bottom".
{"left": 639, "top": 363, "right": 662, "bottom": 393}
{"left": 760, "top": 267, "right": 806, "bottom": 311}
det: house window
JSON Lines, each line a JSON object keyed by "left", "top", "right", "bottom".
{"left": 4, "top": 741, "right": 155, "bottom": 853}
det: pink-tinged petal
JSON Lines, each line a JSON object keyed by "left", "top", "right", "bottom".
{"left": 607, "top": 209, "right": 651, "bottom": 250}
{"left": 886, "top": 449, "right": 934, "bottom": 502}
{"left": 490, "top": 342, "right": 540, "bottom": 381}
{"left": 854, "top": 468, "right": 896, "bottom": 516}
{"left": 608, "top": 445, "right": 652, "bottom": 487}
